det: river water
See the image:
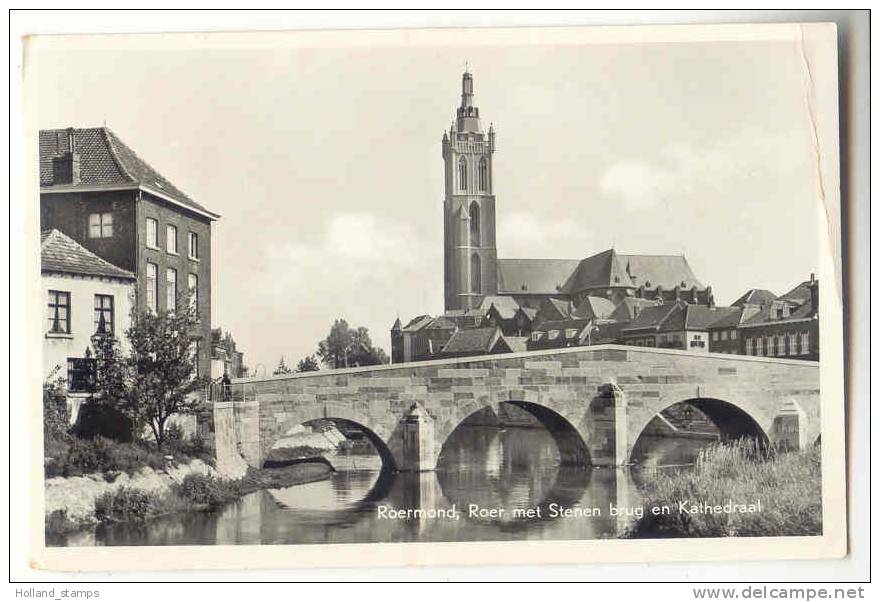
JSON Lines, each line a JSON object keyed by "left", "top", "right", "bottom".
{"left": 76, "top": 423, "right": 715, "bottom": 547}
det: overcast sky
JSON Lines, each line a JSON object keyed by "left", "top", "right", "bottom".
{"left": 28, "top": 31, "right": 823, "bottom": 372}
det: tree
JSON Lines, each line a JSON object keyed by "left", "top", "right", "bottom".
{"left": 43, "top": 366, "right": 70, "bottom": 445}
{"left": 92, "top": 299, "right": 208, "bottom": 448}
{"left": 273, "top": 357, "right": 293, "bottom": 375}
{"left": 316, "top": 319, "right": 389, "bottom": 369}
{"left": 296, "top": 355, "right": 320, "bottom": 372}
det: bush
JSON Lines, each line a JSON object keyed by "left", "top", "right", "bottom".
{"left": 94, "top": 487, "right": 167, "bottom": 523}
{"left": 45, "top": 436, "right": 168, "bottom": 479}
{"left": 71, "top": 400, "right": 134, "bottom": 442}
{"left": 174, "top": 473, "right": 240, "bottom": 509}
{"left": 626, "top": 440, "right": 822, "bottom": 538}
{"left": 43, "top": 368, "right": 70, "bottom": 445}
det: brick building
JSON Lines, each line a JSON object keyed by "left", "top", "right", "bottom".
{"left": 738, "top": 276, "right": 819, "bottom": 361}
{"left": 39, "top": 127, "right": 220, "bottom": 377}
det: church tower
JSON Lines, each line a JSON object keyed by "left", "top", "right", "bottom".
{"left": 443, "top": 70, "right": 498, "bottom": 311}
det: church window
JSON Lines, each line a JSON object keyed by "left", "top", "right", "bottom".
{"left": 478, "top": 158, "right": 488, "bottom": 191}
{"left": 470, "top": 253, "right": 481, "bottom": 293}
{"left": 469, "top": 202, "right": 481, "bottom": 246}
{"left": 458, "top": 157, "right": 468, "bottom": 190}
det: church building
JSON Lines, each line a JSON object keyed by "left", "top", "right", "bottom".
{"left": 394, "top": 70, "right": 716, "bottom": 363}
{"left": 442, "top": 70, "right": 713, "bottom": 313}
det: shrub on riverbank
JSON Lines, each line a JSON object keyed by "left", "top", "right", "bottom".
{"left": 626, "top": 440, "right": 822, "bottom": 538}
{"left": 174, "top": 473, "right": 241, "bottom": 509}
{"left": 45, "top": 433, "right": 213, "bottom": 480}
{"left": 94, "top": 487, "right": 175, "bottom": 523}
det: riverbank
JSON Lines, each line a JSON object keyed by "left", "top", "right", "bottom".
{"left": 45, "top": 459, "right": 333, "bottom": 540}
{"left": 625, "top": 440, "right": 822, "bottom": 538}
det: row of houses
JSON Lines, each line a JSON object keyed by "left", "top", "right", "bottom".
{"left": 40, "top": 127, "right": 247, "bottom": 422}
{"left": 391, "top": 276, "right": 819, "bottom": 363}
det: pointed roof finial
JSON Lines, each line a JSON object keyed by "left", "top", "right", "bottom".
{"left": 465, "top": 60, "right": 469, "bottom": 74}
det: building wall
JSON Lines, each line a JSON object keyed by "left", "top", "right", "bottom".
{"left": 708, "top": 327, "right": 740, "bottom": 354}
{"left": 137, "top": 192, "right": 213, "bottom": 378}
{"left": 40, "top": 190, "right": 139, "bottom": 272}
{"left": 42, "top": 272, "right": 135, "bottom": 420}
{"left": 739, "top": 318, "right": 819, "bottom": 361}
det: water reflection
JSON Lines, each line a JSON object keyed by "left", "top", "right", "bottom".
{"left": 73, "top": 423, "right": 717, "bottom": 547}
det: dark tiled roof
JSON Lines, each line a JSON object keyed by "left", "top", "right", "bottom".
{"left": 684, "top": 305, "right": 733, "bottom": 330}
{"left": 532, "top": 318, "right": 591, "bottom": 333}
{"left": 440, "top": 327, "right": 501, "bottom": 354}
{"left": 705, "top": 306, "right": 744, "bottom": 329}
{"left": 477, "top": 295, "right": 522, "bottom": 320}
{"left": 622, "top": 302, "right": 684, "bottom": 334}
{"left": 425, "top": 316, "right": 457, "bottom": 330}
{"left": 41, "top": 229, "right": 135, "bottom": 280}
{"left": 561, "top": 249, "right": 628, "bottom": 294}
{"left": 610, "top": 297, "right": 661, "bottom": 322}
{"left": 39, "top": 127, "right": 219, "bottom": 219}
{"left": 780, "top": 280, "right": 815, "bottom": 305}
{"left": 732, "top": 289, "right": 777, "bottom": 307}
{"left": 572, "top": 296, "right": 616, "bottom": 320}
{"left": 619, "top": 254, "right": 703, "bottom": 290}
{"left": 497, "top": 258, "right": 581, "bottom": 295}
{"left": 401, "top": 314, "right": 434, "bottom": 332}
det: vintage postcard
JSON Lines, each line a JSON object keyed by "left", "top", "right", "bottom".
{"left": 23, "top": 22, "right": 846, "bottom": 571}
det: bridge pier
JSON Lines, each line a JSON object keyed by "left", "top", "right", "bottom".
{"left": 398, "top": 402, "right": 438, "bottom": 472}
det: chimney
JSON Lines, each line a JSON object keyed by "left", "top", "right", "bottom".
{"left": 809, "top": 274, "right": 819, "bottom": 315}
{"left": 52, "top": 128, "right": 81, "bottom": 184}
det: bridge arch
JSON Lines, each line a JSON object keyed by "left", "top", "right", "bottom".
{"left": 436, "top": 391, "right": 592, "bottom": 467}
{"left": 627, "top": 396, "right": 770, "bottom": 465}
{"left": 263, "top": 406, "right": 399, "bottom": 471}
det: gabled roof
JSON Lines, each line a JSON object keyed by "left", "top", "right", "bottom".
{"left": 780, "top": 280, "right": 815, "bottom": 305}
{"left": 560, "top": 249, "right": 629, "bottom": 294}
{"left": 41, "top": 229, "right": 135, "bottom": 280}
{"left": 705, "top": 306, "right": 744, "bottom": 329}
{"left": 531, "top": 317, "right": 591, "bottom": 334}
{"left": 391, "top": 317, "right": 402, "bottom": 332}
{"left": 572, "top": 295, "right": 616, "bottom": 320}
{"left": 684, "top": 305, "right": 732, "bottom": 330}
{"left": 496, "top": 258, "right": 581, "bottom": 295}
{"left": 622, "top": 302, "right": 685, "bottom": 334}
{"left": 477, "top": 295, "right": 521, "bottom": 320}
{"left": 732, "top": 289, "right": 777, "bottom": 307}
{"left": 619, "top": 254, "right": 703, "bottom": 290}
{"left": 39, "top": 127, "right": 220, "bottom": 220}
{"left": 401, "top": 314, "right": 434, "bottom": 332}
{"left": 440, "top": 327, "right": 504, "bottom": 355}
{"left": 609, "top": 297, "right": 661, "bottom": 323}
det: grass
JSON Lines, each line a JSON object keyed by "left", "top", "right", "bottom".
{"left": 626, "top": 439, "right": 822, "bottom": 538}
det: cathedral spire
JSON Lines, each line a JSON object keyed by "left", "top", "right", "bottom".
{"left": 456, "top": 69, "right": 482, "bottom": 133}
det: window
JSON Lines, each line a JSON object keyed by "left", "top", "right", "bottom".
{"left": 166, "top": 268, "right": 177, "bottom": 311}
{"left": 47, "top": 290, "right": 70, "bottom": 334}
{"left": 548, "top": 330, "right": 559, "bottom": 340}
{"left": 146, "top": 262, "right": 158, "bottom": 312}
{"left": 745, "top": 337, "right": 754, "bottom": 355}
{"left": 188, "top": 231, "right": 199, "bottom": 260}
{"left": 67, "top": 357, "right": 96, "bottom": 393}
{"left": 458, "top": 156, "right": 468, "bottom": 190}
{"left": 730, "top": 330, "right": 737, "bottom": 340}
{"left": 190, "top": 340, "right": 200, "bottom": 378}
{"left": 94, "top": 294, "right": 114, "bottom": 335}
{"left": 470, "top": 253, "right": 481, "bottom": 293}
{"left": 712, "top": 331, "right": 719, "bottom": 341}
{"left": 769, "top": 336, "right": 777, "bottom": 356}
{"left": 188, "top": 273, "right": 198, "bottom": 314}
{"left": 469, "top": 202, "right": 481, "bottom": 246}
{"left": 756, "top": 336, "right": 764, "bottom": 356}
{"left": 789, "top": 333, "right": 799, "bottom": 355}
{"left": 166, "top": 224, "right": 178, "bottom": 254}
{"left": 531, "top": 332, "right": 541, "bottom": 342}
{"left": 777, "top": 335, "right": 787, "bottom": 356}
{"left": 801, "top": 332, "right": 810, "bottom": 355}
{"left": 478, "top": 157, "right": 488, "bottom": 191}
{"left": 566, "top": 328, "right": 578, "bottom": 339}
{"left": 88, "top": 212, "right": 113, "bottom": 238}
{"left": 146, "top": 218, "right": 158, "bottom": 249}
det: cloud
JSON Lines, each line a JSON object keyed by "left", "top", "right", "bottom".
{"left": 242, "top": 213, "right": 441, "bottom": 367}
{"left": 497, "top": 212, "right": 598, "bottom": 259}
{"left": 599, "top": 127, "right": 809, "bottom": 212}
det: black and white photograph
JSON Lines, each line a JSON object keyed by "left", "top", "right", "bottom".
{"left": 18, "top": 19, "right": 848, "bottom": 571}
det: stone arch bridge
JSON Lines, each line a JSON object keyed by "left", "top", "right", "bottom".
{"left": 213, "top": 345, "right": 820, "bottom": 475}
